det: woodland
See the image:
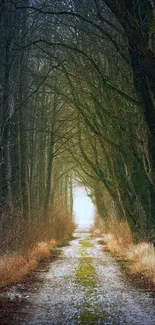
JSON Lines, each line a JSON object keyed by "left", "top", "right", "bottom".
{"left": 0, "top": 0, "right": 155, "bottom": 255}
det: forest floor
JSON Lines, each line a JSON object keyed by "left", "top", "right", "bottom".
{"left": 0, "top": 233, "right": 155, "bottom": 325}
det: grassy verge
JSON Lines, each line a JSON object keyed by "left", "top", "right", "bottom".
{"left": 98, "top": 220, "right": 155, "bottom": 287}
{"left": 0, "top": 240, "right": 58, "bottom": 289}
{"left": 0, "top": 235, "right": 74, "bottom": 290}
{"left": 0, "top": 199, "right": 76, "bottom": 290}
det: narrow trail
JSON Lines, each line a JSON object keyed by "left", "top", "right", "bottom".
{"left": 0, "top": 233, "right": 155, "bottom": 325}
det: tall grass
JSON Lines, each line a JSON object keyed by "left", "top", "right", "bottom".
{"left": 0, "top": 197, "right": 75, "bottom": 288}
{"left": 103, "top": 219, "right": 133, "bottom": 255}
{"left": 100, "top": 218, "right": 155, "bottom": 284}
{"left": 0, "top": 240, "right": 56, "bottom": 288}
{"left": 128, "top": 243, "right": 155, "bottom": 283}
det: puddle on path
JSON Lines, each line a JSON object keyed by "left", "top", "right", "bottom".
{"left": 0, "top": 233, "right": 155, "bottom": 324}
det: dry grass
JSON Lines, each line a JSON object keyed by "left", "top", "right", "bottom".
{"left": 99, "top": 218, "right": 155, "bottom": 285}
{"left": 0, "top": 197, "right": 75, "bottom": 288}
{"left": 103, "top": 219, "right": 133, "bottom": 256}
{"left": 0, "top": 240, "right": 56, "bottom": 288}
{"left": 128, "top": 243, "right": 155, "bottom": 284}
{"left": 0, "top": 196, "right": 75, "bottom": 255}
{"left": 52, "top": 199, "right": 75, "bottom": 241}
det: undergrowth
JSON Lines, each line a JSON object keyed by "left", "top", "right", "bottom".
{"left": 0, "top": 240, "right": 56, "bottom": 288}
{"left": 0, "top": 197, "right": 75, "bottom": 288}
{"left": 97, "top": 219, "right": 155, "bottom": 285}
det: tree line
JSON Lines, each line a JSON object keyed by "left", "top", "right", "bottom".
{"left": 0, "top": 0, "right": 155, "bottom": 251}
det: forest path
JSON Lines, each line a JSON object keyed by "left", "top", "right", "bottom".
{"left": 0, "top": 233, "right": 155, "bottom": 325}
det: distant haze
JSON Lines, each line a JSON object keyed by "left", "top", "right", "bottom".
{"left": 73, "top": 187, "right": 95, "bottom": 226}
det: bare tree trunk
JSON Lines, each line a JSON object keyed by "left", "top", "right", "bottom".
{"left": 7, "top": 118, "right": 13, "bottom": 210}
{"left": 0, "top": 6, "right": 11, "bottom": 206}
{"left": 69, "top": 175, "right": 73, "bottom": 214}
{"left": 44, "top": 94, "right": 57, "bottom": 218}
{"left": 44, "top": 131, "right": 54, "bottom": 218}
{"left": 17, "top": 5, "right": 29, "bottom": 218}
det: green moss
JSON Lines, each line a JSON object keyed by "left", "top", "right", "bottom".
{"left": 86, "top": 288, "right": 102, "bottom": 296}
{"left": 78, "top": 247, "right": 88, "bottom": 256}
{"left": 86, "top": 288, "right": 98, "bottom": 295}
{"left": 76, "top": 263, "right": 96, "bottom": 277}
{"left": 80, "top": 278, "right": 96, "bottom": 287}
{"left": 83, "top": 302, "right": 92, "bottom": 309}
{"left": 76, "top": 237, "right": 96, "bottom": 287}
{"left": 79, "top": 311, "right": 95, "bottom": 324}
{"left": 79, "top": 310, "right": 108, "bottom": 324}
{"left": 79, "top": 257, "right": 92, "bottom": 263}
{"left": 75, "top": 263, "right": 96, "bottom": 287}
{"left": 75, "top": 237, "right": 109, "bottom": 324}
{"left": 79, "top": 239, "right": 93, "bottom": 248}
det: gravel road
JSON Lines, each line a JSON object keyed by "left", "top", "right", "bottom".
{"left": 0, "top": 233, "right": 155, "bottom": 325}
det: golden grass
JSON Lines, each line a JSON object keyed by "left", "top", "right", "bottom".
{"left": 0, "top": 196, "right": 75, "bottom": 289}
{"left": 103, "top": 220, "right": 133, "bottom": 256}
{"left": 128, "top": 243, "right": 155, "bottom": 284}
{"left": 0, "top": 240, "right": 56, "bottom": 288}
{"left": 100, "top": 219, "right": 155, "bottom": 284}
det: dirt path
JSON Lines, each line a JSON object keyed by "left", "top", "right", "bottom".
{"left": 0, "top": 233, "right": 155, "bottom": 324}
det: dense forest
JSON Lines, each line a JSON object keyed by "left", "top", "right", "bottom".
{"left": 0, "top": 0, "right": 155, "bottom": 255}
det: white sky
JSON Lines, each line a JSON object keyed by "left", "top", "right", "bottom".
{"left": 73, "top": 186, "right": 95, "bottom": 226}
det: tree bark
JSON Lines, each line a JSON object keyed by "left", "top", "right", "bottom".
{"left": 103, "top": 0, "right": 155, "bottom": 187}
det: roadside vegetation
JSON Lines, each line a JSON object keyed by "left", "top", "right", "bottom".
{"left": 0, "top": 198, "right": 75, "bottom": 288}
{"left": 94, "top": 217, "right": 155, "bottom": 286}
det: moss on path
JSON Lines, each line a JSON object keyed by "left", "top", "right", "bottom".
{"left": 75, "top": 237, "right": 108, "bottom": 324}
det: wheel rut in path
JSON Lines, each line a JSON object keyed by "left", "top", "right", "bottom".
{"left": 0, "top": 233, "right": 155, "bottom": 324}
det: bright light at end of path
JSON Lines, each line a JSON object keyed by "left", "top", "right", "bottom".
{"left": 73, "top": 187, "right": 95, "bottom": 227}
